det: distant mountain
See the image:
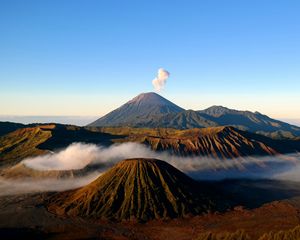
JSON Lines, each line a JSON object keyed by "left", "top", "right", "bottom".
{"left": 48, "top": 158, "right": 216, "bottom": 221}
{"left": 88, "top": 92, "right": 184, "bottom": 127}
{"left": 198, "top": 106, "right": 300, "bottom": 138}
{"left": 151, "top": 110, "right": 219, "bottom": 129}
{"left": 89, "top": 93, "right": 300, "bottom": 139}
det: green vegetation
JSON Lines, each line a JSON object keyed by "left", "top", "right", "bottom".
{"left": 0, "top": 124, "right": 117, "bottom": 166}
{"left": 0, "top": 126, "right": 52, "bottom": 166}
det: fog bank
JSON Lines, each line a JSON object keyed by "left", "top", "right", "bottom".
{"left": 22, "top": 142, "right": 300, "bottom": 181}
{"left": 0, "top": 172, "right": 100, "bottom": 196}
{"left": 1, "top": 142, "right": 300, "bottom": 196}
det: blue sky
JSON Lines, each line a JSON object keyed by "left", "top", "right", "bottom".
{"left": 0, "top": 0, "right": 299, "bottom": 121}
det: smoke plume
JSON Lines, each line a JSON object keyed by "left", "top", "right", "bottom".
{"left": 152, "top": 68, "right": 170, "bottom": 91}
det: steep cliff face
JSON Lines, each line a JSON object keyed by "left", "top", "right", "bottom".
{"left": 48, "top": 158, "right": 216, "bottom": 221}
{"left": 113, "top": 126, "right": 278, "bottom": 158}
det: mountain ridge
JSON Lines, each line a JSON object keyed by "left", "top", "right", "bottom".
{"left": 89, "top": 93, "right": 300, "bottom": 138}
{"left": 1, "top": 124, "right": 300, "bottom": 168}
{"left": 110, "top": 126, "right": 279, "bottom": 158}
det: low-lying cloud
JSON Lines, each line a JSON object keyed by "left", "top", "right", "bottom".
{"left": 1, "top": 142, "right": 300, "bottom": 196}
{"left": 23, "top": 142, "right": 258, "bottom": 172}
{"left": 23, "top": 143, "right": 100, "bottom": 170}
{"left": 0, "top": 173, "right": 99, "bottom": 196}
{"left": 22, "top": 142, "right": 300, "bottom": 181}
{"left": 23, "top": 142, "right": 156, "bottom": 171}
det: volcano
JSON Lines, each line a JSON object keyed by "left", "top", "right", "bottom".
{"left": 88, "top": 92, "right": 300, "bottom": 139}
{"left": 89, "top": 92, "right": 184, "bottom": 127}
{"left": 48, "top": 158, "right": 215, "bottom": 221}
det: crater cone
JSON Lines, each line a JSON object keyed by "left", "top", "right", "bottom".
{"left": 48, "top": 158, "right": 215, "bottom": 221}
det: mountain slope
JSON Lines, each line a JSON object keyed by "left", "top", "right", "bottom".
{"left": 199, "top": 106, "right": 300, "bottom": 138}
{"left": 0, "top": 122, "right": 26, "bottom": 137}
{"left": 134, "top": 110, "right": 218, "bottom": 129}
{"left": 106, "top": 126, "right": 281, "bottom": 158}
{"left": 89, "top": 92, "right": 184, "bottom": 127}
{"left": 1, "top": 124, "right": 300, "bottom": 169}
{"left": 0, "top": 126, "right": 52, "bottom": 166}
{"left": 0, "top": 124, "right": 117, "bottom": 166}
{"left": 88, "top": 93, "right": 300, "bottom": 139}
{"left": 48, "top": 158, "right": 216, "bottom": 221}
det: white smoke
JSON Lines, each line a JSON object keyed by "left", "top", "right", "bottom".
{"left": 152, "top": 68, "right": 170, "bottom": 92}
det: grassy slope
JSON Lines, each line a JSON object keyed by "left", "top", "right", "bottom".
{"left": 0, "top": 124, "right": 118, "bottom": 167}
{"left": 0, "top": 125, "right": 53, "bottom": 166}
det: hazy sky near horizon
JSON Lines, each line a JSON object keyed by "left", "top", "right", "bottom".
{"left": 0, "top": 0, "right": 299, "bottom": 119}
